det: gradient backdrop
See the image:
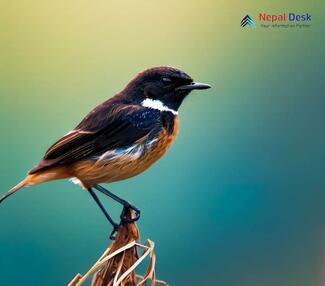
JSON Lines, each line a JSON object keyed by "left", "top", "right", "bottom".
{"left": 0, "top": 1, "right": 324, "bottom": 285}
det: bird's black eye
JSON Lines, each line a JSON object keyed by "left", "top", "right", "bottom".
{"left": 161, "top": 77, "right": 172, "bottom": 85}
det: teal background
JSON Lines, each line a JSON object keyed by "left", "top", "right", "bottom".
{"left": 0, "top": 1, "right": 324, "bottom": 285}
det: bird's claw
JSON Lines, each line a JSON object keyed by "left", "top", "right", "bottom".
{"left": 120, "top": 205, "right": 141, "bottom": 224}
{"left": 108, "top": 204, "right": 141, "bottom": 240}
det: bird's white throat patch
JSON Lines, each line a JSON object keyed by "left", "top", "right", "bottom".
{"left": 141, "top": 98, "right": 178, "bottom": 115}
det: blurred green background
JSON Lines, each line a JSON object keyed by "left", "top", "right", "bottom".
{"left": 0, "top": 0, "right": 324, "bottom": 285}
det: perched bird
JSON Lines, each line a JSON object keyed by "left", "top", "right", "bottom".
{"left": 0, "top": 66, "right": 211, "bottom": 238}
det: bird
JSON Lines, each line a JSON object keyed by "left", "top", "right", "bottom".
{"left": 0, "top": 66, "right": 211, "bottom": 238}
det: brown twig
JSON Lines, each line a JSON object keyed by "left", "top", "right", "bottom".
{"left": 68, "top": 208, "right": 168, "bottom": 286}
{"left": 92, "top": 208, "right": 140, "bottom": 286}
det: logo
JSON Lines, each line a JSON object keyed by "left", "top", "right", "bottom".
{"left": 241, "top": 15, "right": 255, "bottom": 27}
{"left": 240, "top": 13, "right": 312, "bottom": 29}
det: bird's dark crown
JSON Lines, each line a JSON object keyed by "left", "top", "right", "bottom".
{"left": 133, "top": 66, "right": 193, "bottom": 85}
{"left": 118, "top": 66, "right": 210, "bottom": 112}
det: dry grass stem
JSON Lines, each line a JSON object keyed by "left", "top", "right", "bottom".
{"left": 68, "top": 209, "right": 168, "bottom": 286}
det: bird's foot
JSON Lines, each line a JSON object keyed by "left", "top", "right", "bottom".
{"left": 109, "top": 205, "right": 141, "bottom": 240}
{"left": 120, "top": 204, "right": 141, "bottom": 224}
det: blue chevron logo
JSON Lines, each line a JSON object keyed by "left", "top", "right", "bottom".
{"left": 241, "top": 15, "right": 255, "bottom": 28}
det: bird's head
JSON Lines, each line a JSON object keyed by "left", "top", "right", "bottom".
{"left": 121, "top": 66, "right": 211, "bottom": 113}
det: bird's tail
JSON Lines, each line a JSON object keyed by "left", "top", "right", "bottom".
{"left": 0, "top": 176, "right": 32, "bottom": 204}
{"left": 0, "top": 167, "right": 71, "bottom": 204}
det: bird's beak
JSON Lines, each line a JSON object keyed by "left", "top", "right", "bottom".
{"left": 176, "top": 82, "right": 211, "bottom": 91}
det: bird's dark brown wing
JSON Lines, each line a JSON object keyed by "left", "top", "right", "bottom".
{"left": 29, "top": 103, "right": 162, "bottom": 174}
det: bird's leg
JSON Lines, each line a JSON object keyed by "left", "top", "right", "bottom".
{"left": 88, "top": 188, "right": 119, "bottom": 240}
{"left": 94, "top": 185, "right": 141, "bottom": 224}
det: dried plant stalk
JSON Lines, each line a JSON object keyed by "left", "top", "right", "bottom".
{"left": 68, "top": 209, "right": 168, "bottom": 286}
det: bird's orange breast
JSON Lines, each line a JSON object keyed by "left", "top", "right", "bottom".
{"left": 71, "top": 116, "right": 179, "bottom": 188}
